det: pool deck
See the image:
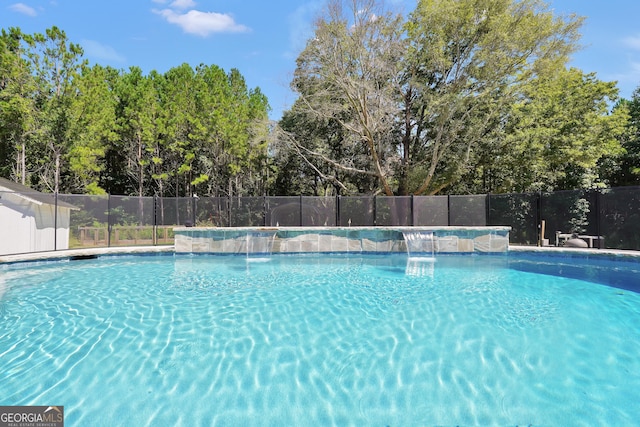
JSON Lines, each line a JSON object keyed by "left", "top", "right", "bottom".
{"left": 1, "top": 244, "right": 640, "bottom": 265}
{"left": 509, "top": 245, "right": 640, "bottom": 262}
{"left": 510, "top": 245, "right": 640, "bottom": 257}
{"left": 0, "top": 245, "right": 174, "bottom": 265}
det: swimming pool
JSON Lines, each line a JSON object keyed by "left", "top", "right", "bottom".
{"left": 1, "top": 252, "right": 639, "bottom": 426}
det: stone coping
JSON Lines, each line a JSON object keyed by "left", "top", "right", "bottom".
{"left": 0, "top": 245, "right": 173, "bottom": 265}
{"left": 1, "top": 244, "right": 640, "bottom": 265}
{"left": 509, "top": 245, "right": 640, "bottom": 260}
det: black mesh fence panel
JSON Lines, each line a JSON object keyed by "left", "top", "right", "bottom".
{"left": 338, "top": 196, "right": 374, "bottom": 226}
{"left": 599, "top": 186, "right": 640, "bottom": 250}
{"left": 57, "top": 194, "right": 110, "bottom": 249}
{"left": 413, "top": 196, "right": 448, "bottom": 226}
{"left": 376, "top": 197, "right": 412, "bottom": 226}
{"left": 196, "top": 197, "right": 229, "bottom": 227}
{"left": 107, "top": 196, "right": 155, "bottom": 246}
{"left": 156, "top": 197, "right": 196, "bottom": 226}
{"left": 107, "top": 196, "right": 155, "bottom": 226}
{"left": 301, "top": 197, "right": 336, "bottom": 226}
{"left": 230, "top": 197, "right": 264, "bottom": 227}
{"left": 449, "top": 195, "right": 487, "bottom": 226}
{"left": 266, "top": 196, "right": 301, "bottom": 226}
{"left": 488, "top": 193, "right": 538, "bottom": 245}
{"left": 541, "top": 190, "right": 599, "bottom": 246}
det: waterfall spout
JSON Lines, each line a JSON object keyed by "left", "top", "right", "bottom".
{"left": 246, "top": 229, "right": 278, "bottom": 261}
{"left": 402, "top": 230, "right": 436, "bottom": 261}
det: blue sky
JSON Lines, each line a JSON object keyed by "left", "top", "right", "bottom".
{"left": 2, "top": 0, "right": 639, "bottom": 120}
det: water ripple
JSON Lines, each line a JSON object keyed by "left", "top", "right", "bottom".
{"left": 0, "top": 255, "right": 639, "bottom": 426}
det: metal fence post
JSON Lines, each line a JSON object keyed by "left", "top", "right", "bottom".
{"left": 263, "top": 196, "right": 267, "bottom": 227}
{"left": 153, "top": 195, "right": 157, "bottom": 245}
{"left": 373, "top": 195, "right": 377, "bottom": 226}
{"left": 410, "top": 195, "right": 414, "bottom": 227}
{"left": 54, "top": 191, "right": 58, "bottom": 251}
{"left": 486, "top": 193, "right": 491, "bottom": 226}
{"left": 107, "top": 194, "right": 111, "bottom": 247}
{"left": 193, "top": 195, "right": 197, "bottom": 227}
{"left": 536, "top": 191, "right": 542, "bottom": 246}
{"left": 595, "top": 189, "right": 602, "bottom": 249}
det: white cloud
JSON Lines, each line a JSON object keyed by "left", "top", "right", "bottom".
{"left": 81, "top": 40, "right": 126, "bottom": 63}
{"left": 154, "top": 8, "right": 249, "bottom": 37}
{"left": 170, "top": 0, "right": 196, "bottom": 10}
{"left": 9, "top": 3, "right": 37, "bottom": 17}
{"left": 622, "top": 35, "right": 640, "bottom": 51}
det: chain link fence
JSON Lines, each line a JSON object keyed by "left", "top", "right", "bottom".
{"left": 1, "top": 187, "right": 639, "bottom": 255}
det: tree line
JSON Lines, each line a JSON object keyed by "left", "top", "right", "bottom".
{"left": 1, "top": 0, "right": 639, "bottom": 198}
{"left": 0, "top": 26, "right": 271, "bottom": 197}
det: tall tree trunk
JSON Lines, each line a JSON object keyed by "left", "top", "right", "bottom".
{"left": 137, "top": 134, "right": 144, "bottom": 197}
{"left": 54, "top": 151, "right": 60, "bottom": 194}
{"left": 20, "top": 142, "right": 26, "bottom": 185}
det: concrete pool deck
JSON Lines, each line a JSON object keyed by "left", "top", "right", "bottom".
{"left": 509, "top": 245, "right": 640, "bottom": 261}
{"left": 2, "top": 243, "right": 640, "bottom": 265}
{"left": 0, "top": 245, "right": 174, "bottom": 265}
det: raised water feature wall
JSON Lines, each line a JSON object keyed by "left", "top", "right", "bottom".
{"left": 173, "top": 226, "right": 510, "bottom": 254}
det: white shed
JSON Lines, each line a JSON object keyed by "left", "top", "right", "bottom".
{"left": 0, "top": 178, "right": 78, "bottom": 255}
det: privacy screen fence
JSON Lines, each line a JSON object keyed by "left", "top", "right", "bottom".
{"left": 1, "top": 186, "right": 639, "bottom": 255}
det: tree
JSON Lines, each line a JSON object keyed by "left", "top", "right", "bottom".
{"left": 283, "top": 0, "right": 583, "bottom": 196}
{"left": 286, "top": 0, "right": 406, "bottom": 195}
{"left": 158, "top": 63, "right": 211, "bottom": 197}
{"left": 0, "top": 28, "right": 38, "bottom": 184}
{"left": 151, "top": 64, "right": 271, "bottom": 198}
{"left": 600, "top": 86, "right": 640, "bottom": 187}
{"left": 222, "top": 69, "right": 271, "bottom": 197}
{"left": 0, "top": 26, "right": 271, "bottom": 198}
{"left": 110, "top": 66, "right": 161, "bottom": 197}
{"left": 275, "top": 108, "right": 352, "bottom": 195}
{"left": 505, "top": 68, "right": 627, "bottom": 191}
{"left": 458, "top": 68, "right": 628, "bottom": 193}
{"left": 28, "top": 26, "right": 85, "bottom": 193}
{"left": 66, "top": 64, "right": 117, "bottom": 194}
{"left": 402, "top": 0, "right": 582, "bottom": 195}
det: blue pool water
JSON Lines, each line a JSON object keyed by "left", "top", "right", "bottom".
{"left": 1, "top": 253, "right": 640, "bottom": 426}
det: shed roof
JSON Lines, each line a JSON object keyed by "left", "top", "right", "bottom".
{"left": 0, "top": 178, "right": 79, "bottom": 210}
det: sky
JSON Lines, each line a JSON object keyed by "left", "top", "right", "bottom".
{"left": 2, "top": 0, "right": 640, "bottom": 121}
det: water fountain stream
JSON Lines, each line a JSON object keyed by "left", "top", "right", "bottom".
{"left": 246, "top": 229, "right": 278, "bottom": 261}
{"left": 402, "top": 230, "right": 436, "bottom": 261}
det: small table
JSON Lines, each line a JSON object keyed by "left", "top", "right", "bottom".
{"left": 555, "top": 232, "right": 604, "bottom": 248}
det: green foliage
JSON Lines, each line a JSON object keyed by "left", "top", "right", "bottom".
{"left": 0, "top": 28, "right": 39, "bottom": 182}
{"left": 503, "top": 68, "right": 626, "bottom": 191}
{"left": 0, "top": 27, "right": 270, "bottom": 197}
{"left": 0, "top": 14, "right": 636, "bottom": 199}
{"left": 568, "top": 197, "right": 590, "bottom": 234}
{"left": 455, "top": 68, "right": 628, "bottom": 194}
{"left": 282, "top": 0, "right": 592, "bottom": 195}
{"left": 287, "top": 0, "right": 406, "bottom": 196}
{"left": 84, "top": 181, "right": 107, "bottom": 195}
{"left": 599, "top": 87, "right": 640, "bottom": 187}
